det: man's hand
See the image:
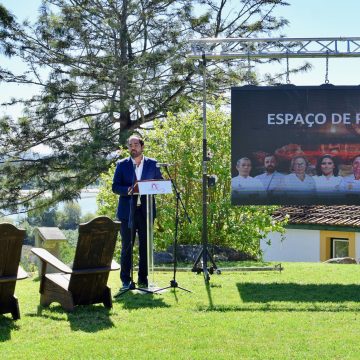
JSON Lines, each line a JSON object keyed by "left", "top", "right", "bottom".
{"left": 128, "top": 182, "right": 139, "bottom": 195}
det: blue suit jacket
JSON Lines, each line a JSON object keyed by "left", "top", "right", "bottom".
{"left": 112, "top": 156, "right": 163, "bottom": 221}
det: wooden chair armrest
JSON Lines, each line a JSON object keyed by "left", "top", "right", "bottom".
{"left": 111, "top": 259, "right": 120, "bottom": 271}
{"left": 17, "top": 266, "right": 28, "bottom": 280}
{"left": 71, "top": 261, "right": 120, "bottom": 275}
{"left": 31, "top": 247, "right": 72, "bottom": 274}
{"left": 0, "top": 266, "right": 28, "bottom": 283}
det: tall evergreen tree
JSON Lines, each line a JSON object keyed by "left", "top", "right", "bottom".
{"left": 0, "top": 4, "right": 15, "bottom": 55}
{"left": 0, "top": 0, "right": 296, "bottom": 213}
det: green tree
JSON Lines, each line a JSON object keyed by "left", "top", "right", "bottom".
{"left": 0, "top": 0, "right": 304, "bottom": 214}
{"left": 98, "top": 103, "right": 286, "bottom": 256}
{"left": 18, "top": 201, "right": 82, "bottom": 228}
{"left": 27, "top": 205, "right": 58, "bottom": 227}
{"left": 56, "top": 202, "right": 81, "bottom": 229}
{"left": 80, "top": 212, "right": 97, "bottom": 224}
{"left": 20, "top": 205, "right": 58, "bottom": 245}
{"left": 0, "top": 4, "right": 15, "bottom": 56}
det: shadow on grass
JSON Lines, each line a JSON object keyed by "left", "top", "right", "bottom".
{"left": 67, "top": 306, "right": 114, "bottom": 332}
{"left": 238, "top": 282, "right": 360, "bottom": 303}
{"left": 0, "top": 315, "right": 20, "bottom": 342}
{"left": 197, "top": 304, "right": 360, "bottom": 312}
{"left": 204, "top": 277, "right": 214, "bottom": 310}
{"left": 28, "top": 304, "right": 115, "bottom": 332}
{"left": 114, "top": 291, "right": 170, "bottom": 310}
{"left": 197, "top": 282, "right": 360, "bottom": 313}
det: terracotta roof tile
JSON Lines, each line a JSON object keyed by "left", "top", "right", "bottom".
{"left": 273, "top": 205, "right": 360, "bottom": 227}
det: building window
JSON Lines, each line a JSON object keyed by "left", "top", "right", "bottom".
{"left": 331, "top": 238, "right": 349, "bottom": 258}
{"left": 320, "top": 231, "right": 354, "bottom": 262}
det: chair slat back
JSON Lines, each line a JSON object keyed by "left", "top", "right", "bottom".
{"left": 0, "top": 223, "right": 25, "bottom": 278}
{"left": 0, "top": 223, "right": 25, "bottom": 309}
{"left": 68, "top": 217, "right": 120, "bottom": 304}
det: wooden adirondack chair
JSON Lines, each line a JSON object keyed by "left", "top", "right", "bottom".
{"left": 32, "top": 216, "right": 121, "bottom": 312}
{"left": 0, "top": 223, "right": 28, "bottom": 320}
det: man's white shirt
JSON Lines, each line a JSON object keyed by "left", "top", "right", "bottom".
{"left": 340, "top": 175, "right": 360, "bottom": 193}
{"left": 255, "top": 171, "right": 285, "bottom": 193}
{"left": 284, "top": 173, "right": 316, "bottom": 193}
{"left": 231, "top": 175, "right": 265, "bottom": 196}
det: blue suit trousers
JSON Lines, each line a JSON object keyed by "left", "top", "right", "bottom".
{"left": 120, "top": 207, "right": 148, "bottom": 284}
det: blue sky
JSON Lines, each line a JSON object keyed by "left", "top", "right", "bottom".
{"left": 1, "top": 0, "right": 360, "bottom": 116}
{"left": 271, "top": 0, "right": 360, "bottom": 85}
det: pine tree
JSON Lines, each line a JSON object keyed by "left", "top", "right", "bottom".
{"left": 0, "top": 4, "right": 16, "bottom": 56}
{"left": 0, "top": 0, "right": 294, "bottom": 213}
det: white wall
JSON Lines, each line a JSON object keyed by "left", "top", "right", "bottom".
{"left": 261, "top": 229, "right": 321, "bottom": 262}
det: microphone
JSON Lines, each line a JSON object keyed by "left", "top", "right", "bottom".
{"left": 156, "top": 163, "right": 174, "bottom": 167}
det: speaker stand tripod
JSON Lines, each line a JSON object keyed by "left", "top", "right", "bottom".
{"left": 153, "top": 166, "right": 191, "bottom": 293}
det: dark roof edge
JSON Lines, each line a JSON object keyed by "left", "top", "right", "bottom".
{"left": 285, "top": 223, "right": 359, "bottom": 232}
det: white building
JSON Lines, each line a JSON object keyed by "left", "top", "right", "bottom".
{"left": 261, "top": 206, "right": 360, "bottom": 262}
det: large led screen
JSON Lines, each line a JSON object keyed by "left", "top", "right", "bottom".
{"left": 231, "top": 85, "right": 360, "bottom": 205}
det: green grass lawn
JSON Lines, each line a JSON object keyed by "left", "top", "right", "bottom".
{"left": 2, "top": 262, "right": 360, "bottom": 359}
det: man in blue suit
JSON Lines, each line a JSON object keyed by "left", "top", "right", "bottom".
{"left": 112, "top": 134, "right": 162, "bottom": 289}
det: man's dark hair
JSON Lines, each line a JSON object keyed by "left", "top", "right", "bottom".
{"left": 127, "top": 134, "right": 144, "bottom": 146}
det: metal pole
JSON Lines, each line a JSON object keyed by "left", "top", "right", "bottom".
{"left": 202, "top": 53, "right": 210, "bottom": 282}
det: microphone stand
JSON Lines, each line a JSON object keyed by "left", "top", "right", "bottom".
{"left": 153, "top": 165, "right": 192, "bottom": 293}
{"left": 116, "top": 164, "right": 153, "bottom": 297}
